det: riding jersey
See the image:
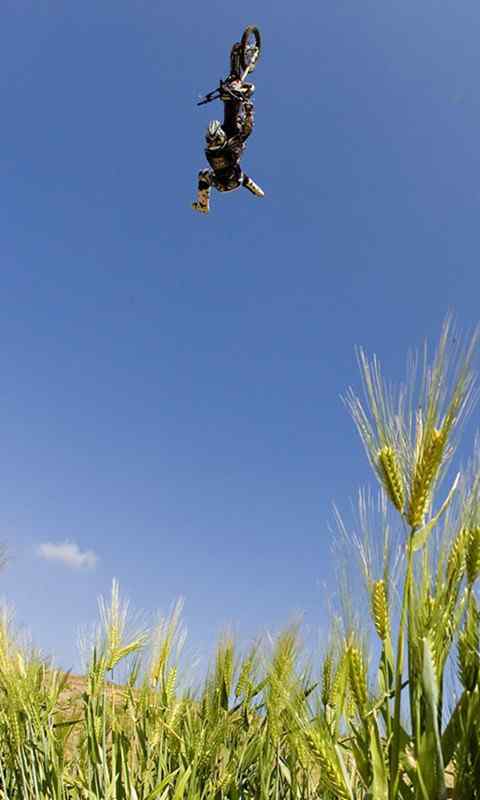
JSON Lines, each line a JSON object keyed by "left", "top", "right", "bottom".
{"left": 205, "top": 135, "right": 244, "bottom": 173}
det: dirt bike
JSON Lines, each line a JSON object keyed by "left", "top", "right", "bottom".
{"left": 191, "top": 26, "right": 264, "bottom": 214}
{"left": 197, "top": 26, "right": 261, "bottom": 107}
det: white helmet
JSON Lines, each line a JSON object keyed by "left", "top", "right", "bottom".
{"left": 206, "top": 120, "right": 226, "bottom": 147}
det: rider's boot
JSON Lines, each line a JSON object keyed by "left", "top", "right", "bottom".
{"left": 192, "top": 170, "right": 211, "bottom": 214}
{"left": 242, "top": 174, "right": 264, "bottom": 197}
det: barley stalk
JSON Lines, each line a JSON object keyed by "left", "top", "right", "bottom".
{"left": 307, "top": 731, "right": 350, "bottom": 800}
{"left": 447, "top": 527, "right": 467, "bottom": 583}
{"left": 408, "top": 427, "right": 447, "bottom": 528}
{"left": 165, "top": 665, "right": 177, "bottom": 706}
{"left": 378, "top": 446, "right": 404, "bottom": 512}
{"left": 321, "top": 653, "right": 333, "bottom": 708}
{"left": 371, "top": 579, "right": 390, "bottom": 641}
{"left": 466, "top": 526, "right": 480, "bottom": 586}
{"left": 348, "top": 645, "right": 368, "bottom": 714}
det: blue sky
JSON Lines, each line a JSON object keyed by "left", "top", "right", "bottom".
{"left": 1, "top": 0, "right": 480, "bottom": 671}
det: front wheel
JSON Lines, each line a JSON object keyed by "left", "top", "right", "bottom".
{"left": 240, "top": 26, "right": 261, "bottom": 73}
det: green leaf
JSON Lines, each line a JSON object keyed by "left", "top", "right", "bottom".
{"left": 417, "top": 638, "right": 447, "bottom": 800}
{"left": 442, "top": 690, "right": 465, "bottom": 766}
{"left": 368, "top": 715, "right": 388, "bottom": 800}
{"left": 334, "top": 743, "right": 355, "bottom": 800}
{"left": 278, "top": 757, "right": 291, "bottom": 786}
{"left": 412, "top": 473, "right": 459, "bottom": 552}
{"left": 143, "top": 769, "right": 180, "bottom": 800}
{"left": 171, "top": 766, "right": 192, "bottom": 800}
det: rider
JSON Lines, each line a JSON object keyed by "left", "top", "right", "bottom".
{"left": 192, "top": 75, "right": 264, "bottom": 214}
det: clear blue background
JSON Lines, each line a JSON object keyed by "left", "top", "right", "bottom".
{"left": 1, "top": 0, "right": 480, "bottom": 670}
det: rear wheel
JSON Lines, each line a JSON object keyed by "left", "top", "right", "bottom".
{"left": 240, "top": 26, "right": 261, "bottom": 73}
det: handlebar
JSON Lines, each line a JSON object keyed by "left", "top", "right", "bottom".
{"left": 197, "top": 89, "right": 221, "bottom": 106}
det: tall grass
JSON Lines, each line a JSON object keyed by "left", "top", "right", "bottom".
{"left": 1, "top": 319, "right": 480, "bottom": 798}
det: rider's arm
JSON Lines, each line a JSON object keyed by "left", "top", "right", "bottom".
{"left": 225, "top": 135, "right": 244, "bottom": 161}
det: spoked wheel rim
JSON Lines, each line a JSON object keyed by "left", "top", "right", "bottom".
{"left": 240, "top": 26, "right": 261, "bottom": 73}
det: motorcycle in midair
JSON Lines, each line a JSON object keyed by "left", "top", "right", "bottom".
{"left": 192, "top": 27, "right": 264, "bottom": 214}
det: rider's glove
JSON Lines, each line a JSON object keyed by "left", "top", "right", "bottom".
{"left": 192, "top": 202, "right": 209, "bottom": 214}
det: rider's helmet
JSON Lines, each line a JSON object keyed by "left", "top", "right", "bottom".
{"left": 206, "top": 120, "right": 227, "bottom": 147}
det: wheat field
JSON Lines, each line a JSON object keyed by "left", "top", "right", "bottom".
{"left": 1, "top": 319, "right": 479, "bottom": 799}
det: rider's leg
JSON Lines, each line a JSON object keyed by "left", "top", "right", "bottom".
{"left": 223, "top": 99, "right": 241, "bottom": 138}
{"left": 221, "top": 78, "right": 255, "bottom": 139}
{"left": 242, "top": 173, "right": 264, "bottom": 197}
{"left": 223, "top": 96, "right": 254, "bottom": 141}
{"left": 192, "top": 170, "right": 212, "bottom": 213}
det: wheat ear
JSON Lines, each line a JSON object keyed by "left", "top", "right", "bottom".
{"left": 407, "top": 427, "right": 447, "bottom": 529}
{"left": 378, "top": 446, "right": 404, "bottom": 512}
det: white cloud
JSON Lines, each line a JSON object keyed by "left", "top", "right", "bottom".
{"left": 37, "top": 541, "right": 98, "bottom": 570}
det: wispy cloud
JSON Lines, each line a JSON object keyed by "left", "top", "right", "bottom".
{"left": 37, "top": 541, "right": 98, "bottom": 570}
